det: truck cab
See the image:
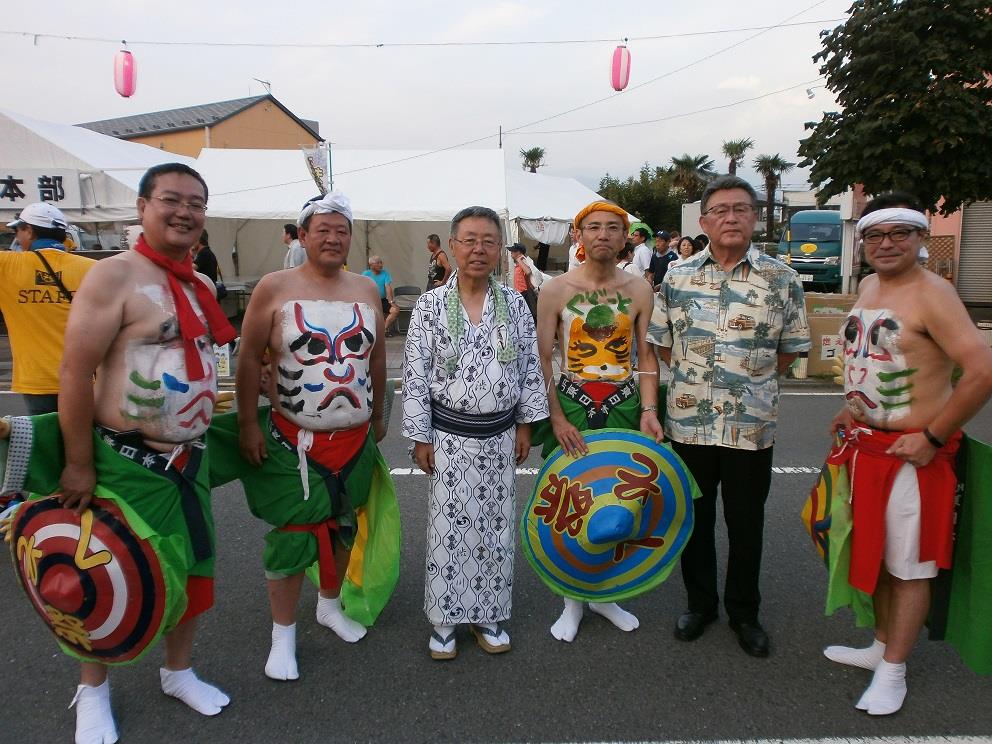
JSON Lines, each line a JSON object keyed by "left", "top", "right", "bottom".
{"left": 778, "top": 209, "right": 842, "bottom": 292}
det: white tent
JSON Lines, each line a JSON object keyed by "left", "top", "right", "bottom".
{"left": 196, "top": 147, "right": 619, "bottom": 288}
{"left": 198, "top": 147, "right": 505, "bottom": 287}
{"left": 0, "top": 109, "right": 195, "bottom": 232}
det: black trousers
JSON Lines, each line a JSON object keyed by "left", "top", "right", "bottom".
{"left": 671, "top": 441, "right": 773, "bottom": 624}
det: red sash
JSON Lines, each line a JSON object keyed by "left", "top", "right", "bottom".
{"left": 133, "top": 236, "right": 237, "bottom": 380}
{"left": 836, "top": 426, "right": 961, "bottom": 593}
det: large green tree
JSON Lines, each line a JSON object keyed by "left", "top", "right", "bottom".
{"left": 797, "top": 0, "right": 992, "bottom": 215}
{"left": 722, "top": 138, "right": 754, "bottom": 176}
{"left": 753, "top": 154, "right": 795, "bottom": 241}
{"left": 669, "top": 154, "right": 716, "bottom": 202}
{"left": 598, "top": 163, "right": 682, "bottom": 233}
{"left": 519, "top": 146, "right": 546, "bottom": 173}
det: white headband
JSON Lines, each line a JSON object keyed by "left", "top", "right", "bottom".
{"left": 856, "top": 207, "right": 928, "bottom": 238}
{"left": 298, "top": 191, "right": 353, "bottom": 227}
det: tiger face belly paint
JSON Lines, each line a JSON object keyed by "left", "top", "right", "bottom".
{"left": 276, "top": 300, "right": 375, "bottom": 430}
{"left": 842, "top": 308, "right": 916, "bottom": 426}
{"left": 562, "top": 289, "right": 634, "bottom": 382}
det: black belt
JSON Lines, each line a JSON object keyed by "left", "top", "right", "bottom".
{"left": 95, "top": 426, "right": 212, "bottom": 564}
{"left": 431, "top": 401, "right": 516, "bottom": 439}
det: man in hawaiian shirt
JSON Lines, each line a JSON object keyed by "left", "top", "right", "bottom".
{"left": 651, "top": 175, "right": 810, "bottom": 658}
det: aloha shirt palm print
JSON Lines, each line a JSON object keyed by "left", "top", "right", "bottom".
{"left": 649, "top": 245, "right": 810, "bottom": 450}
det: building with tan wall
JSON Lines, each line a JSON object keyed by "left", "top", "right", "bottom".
{"left": 79, "top": 95, "right": 320, "bottom": 157}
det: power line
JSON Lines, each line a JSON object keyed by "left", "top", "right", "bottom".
{"left": 211, "top": 74, "right": 828, "bottom": 198}
{"left": 203, "top": 1, "right": 836, "bottom": 196}
{"left": 1, "top": 18, "right": 844, "bottom": 50}
{"left": 332, "top": 0, "right": 833, "bottom": 177}
{"left": 511, "top": 78, "right": 826, "bottom": 135}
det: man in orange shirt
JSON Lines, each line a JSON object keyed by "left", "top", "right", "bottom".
{"left": 1, "top": 203, "right": 95, "bottom": 414}
{"left": 509, "top": 242, "right": 538, "bottom": 318}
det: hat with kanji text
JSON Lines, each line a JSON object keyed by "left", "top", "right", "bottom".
{"left": 520, "top": 428, "right": 699, "bottom": 602}
{"left": 7, "top": 202, "right": 68, "bottom": 230}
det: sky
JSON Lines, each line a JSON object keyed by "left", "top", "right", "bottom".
{"left": 4, "top": 0, "right": 849, "bottom": 192}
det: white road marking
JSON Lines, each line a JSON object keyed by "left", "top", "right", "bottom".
{"left": 549, "top": 738, "right": 991, "bottom": 744}
{"left": 390, "top": 466, "right": 819, "bottom": 476}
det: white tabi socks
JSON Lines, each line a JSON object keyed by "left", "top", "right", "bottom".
{"left": 70, "top": 680, "right": 118, "bottom": 744}
{"left": 856, "top": 659, "right": 908, "bottom": 716}
{"left": 589, "top": 602, "right": 639, "bottom": 631}
{"left": 265, "top": 622, "right": 299, "bottom": 681}
{"left": 824, "top": 638, "right": 886, "bottom": 670}
{"left": 550, "top": 598, "right": 585, "bottom": 642}
{"left": 551, "top": 599, "right": 641, "bottom": 642}
{"left": 160, "top": 667, "right": 231, "bottom": 716}
{"left": 316, "top": 595, "right": 367, "bottom": 643}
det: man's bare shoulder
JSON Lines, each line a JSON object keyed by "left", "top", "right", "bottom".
{"left": 541, "top": 272, "right": 576, "bottom": 297}
{"left": 616, "top": 271, "right": 653, "bottom": 302}
{"left": 75, "top": 252, "right": 136, "bottom": 295}
{"left": 349, "top": 270, "right": 380, "bottom": 293}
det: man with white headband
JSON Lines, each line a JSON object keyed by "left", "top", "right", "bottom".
{"left": 826, "top": 192, "right": 992, "bottom": 715}
{"left": 210, "top": 191, "right": 400, "bottom": 681}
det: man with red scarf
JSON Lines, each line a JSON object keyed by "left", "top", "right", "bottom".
{"left": 56, "top": 163, "right": 236, "bottom": 743}
{"left": 826, "top": 192, "right": 992, "bottom": 715}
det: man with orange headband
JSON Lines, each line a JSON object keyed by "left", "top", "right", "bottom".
{"left": 533, "top": 200, "right": 663, "bottom": 642}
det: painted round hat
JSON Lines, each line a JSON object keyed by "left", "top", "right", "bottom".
{"left": 10, "top": 496, "right": 182, "bottom": 664}
{"left": 520, "top": 428, "right": 698, "bottom": 602}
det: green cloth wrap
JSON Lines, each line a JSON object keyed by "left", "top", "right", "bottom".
{"left": 208, "top": 407, "right": 401, "bottom": 626}
{"left": 6, "top": 413, "right": 211, "bottom": 664}
{"left": 531, "top": 382, "right": 666, "bottom": 459}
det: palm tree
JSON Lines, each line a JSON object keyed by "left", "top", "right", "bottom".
{"left": 670, "top": 154, "right": 716, "bottom": 202}
{"left": 721, "top": 138, "right": 754, "bottom": 176}
{"left": 519, "top": 147, "right": 546, "bottom": 173}
{"left": 696, "top": 399, "right": 714, "bottom": 439}
{"left": 749, "top": 322, "right": 771, "bottom": 374}
{"left": 752, "top": 154, "right": 795, "bottom": 241}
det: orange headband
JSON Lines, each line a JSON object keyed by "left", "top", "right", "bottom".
{"left": 573, "top": 201, "right": 630, "bottom": 232}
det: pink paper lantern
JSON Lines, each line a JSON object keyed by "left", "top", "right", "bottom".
{"left": 114, "top": 47, "right": 136, "bottom": 98}
{"left": 611, "top": 45, "right": 631, "bottom": 92}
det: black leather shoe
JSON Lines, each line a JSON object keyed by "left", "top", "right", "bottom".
{"left": 729, "top": 620, "right": 770, "bottom": 658}
{"left": 674, "top": 610, "right": 718, "bottom": 642}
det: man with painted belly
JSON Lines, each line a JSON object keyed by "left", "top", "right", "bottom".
{"left": 226, "top": 191, "right": 395, "bottom": 681}
{"left": 533, "top": 200, "right": 664, "bottom": 641}
{"left": 46, "top": 163, "right": 236, "bottom": 743}
{"left": 826, "top": 192, "right": 992, "bottom": 715}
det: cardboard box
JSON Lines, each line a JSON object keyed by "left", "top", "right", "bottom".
{"left": 805, "top": 292, "right": 858, "bottom": 316}
{"left": 806, "top": 314, "right": 847, "bottom": 376}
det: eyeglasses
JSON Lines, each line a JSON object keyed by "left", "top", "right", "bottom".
{"left": 862, "top": 227, "right": 919, "bottom": 246}
{"left": 453, "top": 237, "right": 500, "bottom": 250}
{"left": 702, "top": 203, "right": 754, "bottom": 218}
{"left": 149, "top": 195, "right": 207, "bottom": 214}
{"left": 582, "top": 223, "right": 625, "bottom": 235}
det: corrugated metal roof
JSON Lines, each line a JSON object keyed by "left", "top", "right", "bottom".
{"left": 78, "top": 95, "right": 320, "bottom": 140}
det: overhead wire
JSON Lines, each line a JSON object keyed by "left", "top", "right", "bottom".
{"left": 1, "top": 18, "right": 843, "bottom": 49}
{"left": 332, "top": 0, "right": 834, "bottom": 177}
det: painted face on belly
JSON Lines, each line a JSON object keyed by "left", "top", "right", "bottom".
{"left": 842, "top": 308, "right": 916, "bottom": 424}
{"left": 122, "top": 334, "right": 217, "bottom": 441}
{"left": 277, "top": 300, "right": 375, "bottom": 428}
{"left": 565, "top": 303, "right": 633, "bottom": 381}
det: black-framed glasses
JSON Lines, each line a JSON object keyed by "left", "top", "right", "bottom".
{"left": 862, "top": 227, "right": 919, "bottom": 246}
